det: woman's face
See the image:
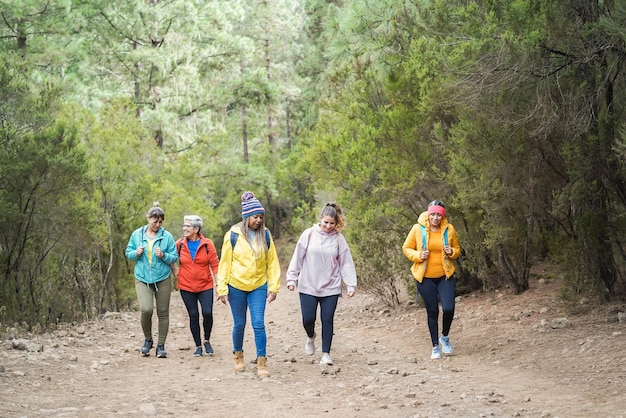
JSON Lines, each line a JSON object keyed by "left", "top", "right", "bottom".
{"left": 247, "top": 214, "right": 264, "bottom": 230}
{"left": 147, "top": 216, "right": 164, "bottom": 232}
{"left": 183, "top": 223, "right": 198, "bottom": 239}
{"left": 320, "top": 215, "right": 337, "bottom": 233}
{"left": 428, "top": 212, "right": 443, "bottom": 228}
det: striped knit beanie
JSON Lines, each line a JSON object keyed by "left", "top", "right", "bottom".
{"left": 241, "top": 191, "right": 265, "bottom": 219}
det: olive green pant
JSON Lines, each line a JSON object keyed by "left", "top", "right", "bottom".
{"left": 135, "top": 277, "right": 172, "bottom": 345}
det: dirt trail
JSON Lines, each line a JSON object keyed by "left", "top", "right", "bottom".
{"left": 1, "top": 275, "right": 625, "bottom": 417}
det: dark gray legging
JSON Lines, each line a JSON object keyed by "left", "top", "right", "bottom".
{"left": 416, "top": 276, "right": 456, "bottom": 347}
{"left": 299, "top": 293, "right": 339, "bottom": 353}
{"left": 135, "top": 277, "right": 172, "bottom": 345}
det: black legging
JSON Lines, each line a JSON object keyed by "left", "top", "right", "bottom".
{"left": 180, "top": 288, "right": 214, "bottom": 347}
{"left": 299, "top": 293, "right": 340, "bottom": 353}
{"left": 416, "top": 276, "right": 456, "bottom": 347}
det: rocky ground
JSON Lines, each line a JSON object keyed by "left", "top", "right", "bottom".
{"left": 1, "top": 270, "right": 625, "bottom": 418}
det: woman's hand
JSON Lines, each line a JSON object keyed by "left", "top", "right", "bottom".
{"left": 267, "top": 292, "right": 277, "bottom": 303}
{"left": 346, "top": 289, "right": 356, "bottom": 297}
{"left": 217, "top": 295, "right": 228, "bottom": 305}
{"left": 443, "top": 245, "right": 452, "bottom": 256}
{"left": 287, "top": 285, "right": 295, "bottom": 291}
{"left": 421, "top": 250, "right": 430, "bottom": 260}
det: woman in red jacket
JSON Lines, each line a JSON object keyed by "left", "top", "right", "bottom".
{"left": 175, "top": 215, "right": 220, "bottom": 357}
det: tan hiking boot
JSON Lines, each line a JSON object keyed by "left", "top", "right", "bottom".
{"left": 256, "top": 356, "right": 270, "bottom": 378}
{"left": 234, "top": 351, "right": 245, "bottom": 372}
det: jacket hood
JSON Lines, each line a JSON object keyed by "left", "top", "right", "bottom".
{"left": 141, "top": 225, "right": 169, "bottom": 240}
{"left": 312, "top": 223, "right": 339, "bottom": 237}
{"left": 417, "top": 211, "right": 450, "bottom": 229}
{"left": 311, "top": 223, "right": 340, "bottom": 268}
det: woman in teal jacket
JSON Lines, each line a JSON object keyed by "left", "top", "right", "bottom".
{"left": 125, "top": 202, "right": 178, "bottom": 358}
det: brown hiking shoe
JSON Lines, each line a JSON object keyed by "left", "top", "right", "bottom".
{"left": 256, "top": 356, "right": 270, "bottom": 378}
{"left": 234, "top": 351, "right": 245, "bottom": 372}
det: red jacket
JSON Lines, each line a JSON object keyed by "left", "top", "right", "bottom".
{"left": 176, "top": 235, "right": 219, "bottom": 293}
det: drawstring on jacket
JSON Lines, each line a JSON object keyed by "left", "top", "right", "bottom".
{"left": 145, "top": 282, "right": 160, "bottom": 292}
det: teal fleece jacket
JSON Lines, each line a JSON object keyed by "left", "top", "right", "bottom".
{"left": 125, "top": 225, "right": 178, "bottom": 284}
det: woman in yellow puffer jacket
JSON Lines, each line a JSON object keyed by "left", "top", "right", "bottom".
{"left": 217, "top": 191, "right": 280, "bottom": 378}
{"left": 402, "top": 200, "right": 461, "bottom": 360}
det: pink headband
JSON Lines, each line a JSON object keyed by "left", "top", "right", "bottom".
{"left": 428, "top": 205, "right": 445, "bottom": 217}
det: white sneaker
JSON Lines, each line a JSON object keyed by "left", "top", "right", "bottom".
{"left": 305, "top": 335, "right": 316, "bottom": 356}
{"left": 431, "top": 345, "right": 442, "bottom": 359}
{"left": 320, "top": 353, "right": 333, "bottom": 365}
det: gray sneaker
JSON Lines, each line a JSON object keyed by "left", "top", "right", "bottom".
{"left": 439, "top": 335, "right": 453, "bottom": 354}
{"left": 140, "top": 339, "right": 153, "bottom": 356}
{"left": 156, "top": 344, "right": 167, "bottom": 358}
{"left": 204, "top": 341, "right": 214, "bottom": 355}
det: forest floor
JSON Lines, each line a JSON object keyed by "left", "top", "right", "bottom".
{"left": 1, "top": 264, "right": 625, "bottom": 418}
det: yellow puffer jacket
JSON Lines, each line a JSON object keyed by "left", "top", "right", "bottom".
{"left": 217, "top": 225, "right": 281, "bottom": 295}
{"left": 402, "top": 211, "right": 461, "bottom": 283}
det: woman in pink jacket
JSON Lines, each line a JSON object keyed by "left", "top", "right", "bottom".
{"left": 175, "top": 215, "right": 220, "bottom": 357}
{"left": 286, "top": 202, "right": 357, "bottom": 366}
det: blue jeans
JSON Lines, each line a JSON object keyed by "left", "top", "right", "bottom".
{"left": 416, "top": 276, "right": 456, "bottom": 347}
{"left": 228, "top": 283, "right": 268, "bottom": 357}
{"left": 299, "top": 293, "right": 339, "bottom": 353}
{"left": 180, "top": 289, "right": 214, "bottom": 347}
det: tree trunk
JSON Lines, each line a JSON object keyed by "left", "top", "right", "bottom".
{"left": 242, "top": 104, "right": 249, "bottom": 163}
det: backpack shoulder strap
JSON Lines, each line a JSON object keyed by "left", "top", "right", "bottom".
{"left": 419, "top": 224, "right": 449, "bottom": 247}
{"left": 419, "top": 225, "right": 427, "bottom": 250}
{"left": 231, "top": 229, "right": 271, "bottom": 249}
